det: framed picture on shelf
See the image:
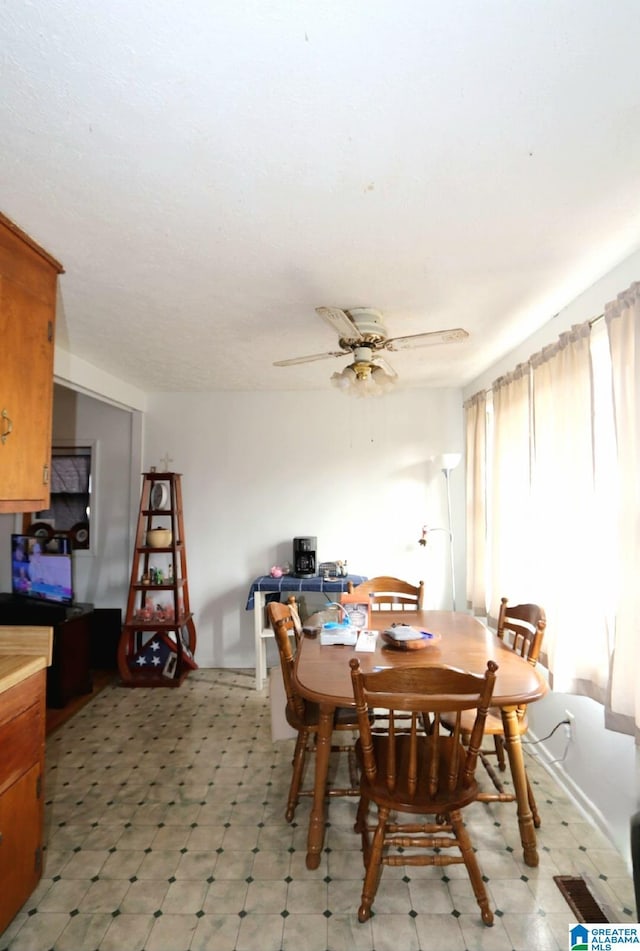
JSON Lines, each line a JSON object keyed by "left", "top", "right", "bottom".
{"left": 339, "top": 593, "right": 371, "bottom": 630}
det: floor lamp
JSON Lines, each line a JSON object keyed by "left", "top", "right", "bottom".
{"left": 440, "top": 453, "right": 461, "bottom": 611}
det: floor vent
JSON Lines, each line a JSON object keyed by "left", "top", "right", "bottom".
{"left": 554, "top": 875, "right": 609, "bottom": 922}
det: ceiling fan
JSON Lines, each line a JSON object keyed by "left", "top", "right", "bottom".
{"left": 273, "top": 307, "right": 469, "bottom": 395}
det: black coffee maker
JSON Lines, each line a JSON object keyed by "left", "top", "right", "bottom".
{"left": 293, "top": 536, "right": 317, "bottom": 578}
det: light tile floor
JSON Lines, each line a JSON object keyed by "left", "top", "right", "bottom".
{"left": 1, "top": 669, "right": 635, "bottom": 951}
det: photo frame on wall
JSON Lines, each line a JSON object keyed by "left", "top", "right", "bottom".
{"left": 339, "top": 593, "right": 371, "bottom": 630}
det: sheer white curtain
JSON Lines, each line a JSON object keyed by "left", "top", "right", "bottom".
{"left": 605, "top": 282, "right": 640, "bottom": 738}
{"left": 464, "top": 293, "right": 639, "bottom": 738}
{"left": 530, "top": 324, "right": 611, "bottom": 698}
{"left": 464, "top": 391, "right": 487, "bottom": 616}
{"left": 488, "top": 364, "right": 533, "bottom": 626}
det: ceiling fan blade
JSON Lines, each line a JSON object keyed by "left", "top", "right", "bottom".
{"left": 315, "top": 306, "right": 363, "bottom": 341}
{"left": 385, "top": 327, "right": 469, "bottom": 351}
{"left": 273, "top": 349, "right": 347, "bottom": 367}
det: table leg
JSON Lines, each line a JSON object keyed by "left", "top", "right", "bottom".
{"left": 306, "top": 704, "right": 334, "bottom": 870}
{"left": 254, "top": 592, "right": 267, "bottom": 691}
{"left": 501, "top": 706, "right": 539, "bottom": 867}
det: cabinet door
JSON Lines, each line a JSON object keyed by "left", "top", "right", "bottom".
{"left": 0, "top": 220, "right": 60, "bottom": 513}
{"left": 48, "top": 614, "right": 93, "bottom": 708}
{"left": 0, "top": 761, "right": 43, "bottom": 934}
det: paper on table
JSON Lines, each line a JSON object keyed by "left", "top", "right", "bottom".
{"left": 355, "top": 630, "right": 377, "bottom": 652}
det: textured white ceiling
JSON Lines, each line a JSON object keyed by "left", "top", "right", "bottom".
{"left": 2, "top": 1, "right": 640, "bottom": 392}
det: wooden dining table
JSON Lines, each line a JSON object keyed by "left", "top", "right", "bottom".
{"left": 292, "top": 609, "right": 548, "bottom": 870}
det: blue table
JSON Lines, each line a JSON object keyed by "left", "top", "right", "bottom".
{"left": 246, "top": 573, "right": 367, "bottom": 689}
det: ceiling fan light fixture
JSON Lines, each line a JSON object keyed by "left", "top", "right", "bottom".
{"left": 331, "top": 361, "right": 397, "bottom": 397}
{"left": 353, "top": 360, "right": 373, "bottom": 381}
{"left": 330, "top": 366, "right": 357, "bottom": 390}
{"left": 370, "top": 364, "right": 397, "bottom": 393}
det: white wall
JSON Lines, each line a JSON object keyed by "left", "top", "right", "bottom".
{"left": 54, "top": 346, "right": 147, "bottom": 413}
{"left": 0, "top": 380, "right": 464, "bottom": 654}
{"left": 463, "top": 248, "right": 640, "bottom": 871}
{"left": 526, "top": 682, "right": 637, "bottom": 872}
{"left": 142, "top": 387, "right": 464, "bottom": 669}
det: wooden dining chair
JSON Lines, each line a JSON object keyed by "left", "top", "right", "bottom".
{"left": 349, "top": 657, "right": 498, "bottom": 925}
{"left": 346, "top": 576, "right": 424, "bottom": 611}
{"left": 447, "top": 598, "right": 547, "bottom": 826}
{"left": 267, "top": 601, "right": 360, "bottom": 822}
{"left": 345, "top": 576, "right": 426, "bottom": 733}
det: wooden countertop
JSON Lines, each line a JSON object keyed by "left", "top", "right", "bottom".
{"left": 0, "top": 655, "right": 49, "bottom": 694}
{"left": 0, "top": 626, "right": 53, "bottom": 696}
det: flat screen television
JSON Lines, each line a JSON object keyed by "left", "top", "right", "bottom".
{"left": 11, "top": 534, "right": 74, "bottom": 605}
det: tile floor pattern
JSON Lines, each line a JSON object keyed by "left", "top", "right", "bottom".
{"left": 1, "top": 669, "right": 635, "bottom": 951}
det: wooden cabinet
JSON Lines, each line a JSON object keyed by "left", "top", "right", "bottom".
{"left": 47, "top": 610, "right": 93, "bottom": 707}
{"left": 0, "top": 598, "right": 93, "bottom": 708}
{"left": 118, "top": 472, "right": 197, "bottom": 687}
{"left": 0, "top": 212, "right": 64, "bottom": 513}
{"left": 0, "top": 668, "right": 46, "bottom": 933}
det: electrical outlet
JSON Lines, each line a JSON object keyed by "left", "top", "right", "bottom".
{"left": 564, "top": 709, "right": 575, "bottom": 740}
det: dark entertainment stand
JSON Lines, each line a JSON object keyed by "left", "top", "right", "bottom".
{"left": 0, "top": 594, "right": 94, "bottom": 708}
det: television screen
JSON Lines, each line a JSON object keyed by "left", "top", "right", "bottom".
{"left": 11, "top": 534, "right": 74, "bottom": 605}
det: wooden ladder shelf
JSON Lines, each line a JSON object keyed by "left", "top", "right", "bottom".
{"left": 117, "top": 472, "right": 197, "bottom": 687}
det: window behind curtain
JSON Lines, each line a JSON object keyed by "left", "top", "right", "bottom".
{"left": 466, "top": 318, "right": 622, "bottom": 720}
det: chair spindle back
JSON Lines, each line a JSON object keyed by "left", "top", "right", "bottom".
{"left": 349, "top": 660, "right": 498, "bottom": 801}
